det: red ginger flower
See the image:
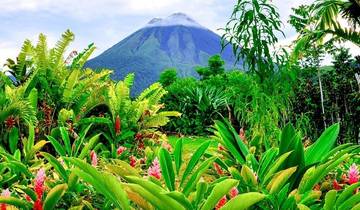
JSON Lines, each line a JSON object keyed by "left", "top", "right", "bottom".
{"left": 215, "top": 196, "right": 227, "bottom": 210}
{"left": 218, "top": 143, "right": 225, "bottom": 151}
{"left": 33, "top": 200, "right": 43, "bottom": 210}
{"left": 229, "top": 187, "right": 239, "bottom": 198}
{"left": 117, "top": 146, "right": 126, "bottom": 156}
{"left": 130, "top": 156, "right": 137, "bottom": 167}
{"left": 148, "top": 157, "right": 161, "bottom": 179}
{"left": 1, "top": 188, "right": 10, "bottom": 210}
{"left": 115, "top": 115, "right": 121, "bottom": 135}
{"left": 90, "top": 150, "right": 98, "bottom": 167}
{"left": 213, "top": 163, "right": 224, "bottom": 175}
{"left": 25, "top": 194, "right": 31, "bottom": 202}
{"left": 348, "top": 163, "right": 359, "bottom": 185}
{"left": 333, "top": 180, "right": 342, "bottom": 190}
{"left": 34, "top": 168, "right": 46, "bottom": 210}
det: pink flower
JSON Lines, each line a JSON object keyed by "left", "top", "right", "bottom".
{"left": 1, "top": 189, "right": 10, "bottom": 197}
{"left": 148, "top": 158, "right": 161, "bottom": 179}
{"left": 34, "top": 168, "right": 46, "bottom": 199}
{"left": 213, "top": 163, "right": 224, "bottom": 175}
{"left": 348, "top": 164, "right": 359, "bottom": 185}
{"left": 215, "top": 196, "right": 227, "bottom": 210}
{"left": 33, "top": 168, "right": 46, "bottom": 210}
{"left": 229, "top": 187, "right": 239, "bottom": 198}
{"left": 90, "top": 150, "right": 97, "bottom": 167}
{"left": 130, "top": 156, "right": 137, "bottom": 167}
{"left": 117, "top": 146, "right": 126, "bottom": 156}
{"left": 1, "top": 189, "right": 10, "bottom": 210}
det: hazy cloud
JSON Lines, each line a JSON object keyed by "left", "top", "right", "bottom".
{"left": 0, "top": 0, "right": 358, "bottom": 65}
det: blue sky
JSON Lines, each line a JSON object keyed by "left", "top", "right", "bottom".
{"left": 0, "top": 0, "right": 357, "bottom": 66}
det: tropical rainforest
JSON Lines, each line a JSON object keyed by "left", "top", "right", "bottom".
{"left": 0, "top": 0, "right": 359, "bottom": 209}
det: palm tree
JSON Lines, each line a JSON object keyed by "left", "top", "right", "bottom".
{"left": 341, "top": 0, "right": 360, "bottom": 29}
{"left": 312, "top": 0, "right": 360, "bottom": 45}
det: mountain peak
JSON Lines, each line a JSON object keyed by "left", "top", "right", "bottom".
{"left": 145, "top": 12, "right": 204, "bottom": 29}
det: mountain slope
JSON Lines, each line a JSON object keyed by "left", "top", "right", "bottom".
{"left": 86, "top": 13, "right": 241, "bottom": 94}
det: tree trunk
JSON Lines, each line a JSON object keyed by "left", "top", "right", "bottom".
{"left": 318, "top": 68, "right": 327, "bottom": 128}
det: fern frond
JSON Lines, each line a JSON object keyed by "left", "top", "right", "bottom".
{"left": 136, "top": 83, "right": 167, "bottom": 106}
{"left": 123, "top": 73, "right": 135, "bottom": 88}
{"left": 0, "top": 99, "right": 37, "bottom": 125}
{"left": 15, "top": 40, "right": 33, "bottom": 80}
{"left": 62, "top": 69, "right": 80, "bottom": 103}
{"left": 71, "top": 43, "right": 96, "bottom": 69}
{"left": 51, "top": 29, "right": 74, "bottom": 70}
{"left": 142, "top": 111, "right": 181, "bottom": 128}
{"left": 35, "top": 33, "right": 49, "bottom": 71}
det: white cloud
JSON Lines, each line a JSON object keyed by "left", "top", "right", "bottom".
{"left": 0, "top": 0, "right": 359, "bottom": 67}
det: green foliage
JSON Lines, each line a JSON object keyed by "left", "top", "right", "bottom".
{"left": 221, "top": 0, "right": 284, "bottom": 81}
{"left": 213, "top": 119, "right": 360, "bottom": 209}
{"left": 196, "top": 55, "right": 225, "bottom": 80}
{"left": 0, "top": 5, "right": 359, "bottom": 209}
{"left": 159, "top": 68, "right": 178, "bottom": 87}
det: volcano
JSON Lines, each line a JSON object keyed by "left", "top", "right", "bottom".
{"left": 86, "top": 13, "right": 241, "bottom": 94}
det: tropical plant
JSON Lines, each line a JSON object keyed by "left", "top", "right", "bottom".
{"left": 196, "top": 55, "right": 226, "bottom": 80}
{"left": 68, "top": 140, "right": 266, "bottom": 210}
{"left": 159, "top": 68, "right": 178, "bottom": 87}
{"left": 221, "top": 0, "right": 284, "bottom": 81}
{"left": 213, "top": 119, "right": 360, "bottom": 209}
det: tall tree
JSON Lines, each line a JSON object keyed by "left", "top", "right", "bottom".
{"left": 221, "top": 0, "right": 284, "bottom": 82}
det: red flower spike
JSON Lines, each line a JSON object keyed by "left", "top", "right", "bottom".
{"left": 215, "top": 196, "right": 227, "bottom": 210}
{"left": 213, "top": 163, "right": 224, "bottom": 175}
{"left": 115, "top": 115, "right": 121, "bottom": 135}
{"left": 333, "top": 180, "right": 342, "bottom": 190}
{"left": 130, "top": 156, "right": 137, "bottom": 167}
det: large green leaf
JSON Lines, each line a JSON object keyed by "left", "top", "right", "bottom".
{"left": 0, "top": 197, "right": 32, "bottom": 209}
{"left": 174, "top": 139, "right": 183, "bottom": 175}
{"left": 8, "top": 127, "right": 19, "bottom": 154}
{"left": 47, "top": 135, "right": 66, "bottom": 156}
{"left": 182, "top": 156, "right": 217, "bottom": 196}
{"left": 126, "top": 176, "right": 185, "bottom": 210}
{"left": 67, "top": 158, "right": 130, "bottom": 210}
{"left": 159, "top": 148, "right": 175, "bottom": 191}
{"left": 200, "top": 179, "right": 238, "bottom": 210}
{"left": 41, "top": 152, "right": 68, "bottom": 181}
{"left": 221, "top": 192, "right": 266, "bottom": 210}
{"left": 60, "top": 127, "right": 72, "bottom": 156}
{"left": 324, "top": 190, "right": 337, "bottom": 210}
{"left": 180, "top": 141, "right": 210, "bottom": 186}
{"left": 78, "top": 133, "right": 101, "bottom": 159}
{"left": 304, "top": 123, "right": 340, "bottom": 166}
{"left": 43, "top": 183, "right": 68, "bottom": 210}
{"left": 279, "top": 123, "right": 296, "bottom": 156}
